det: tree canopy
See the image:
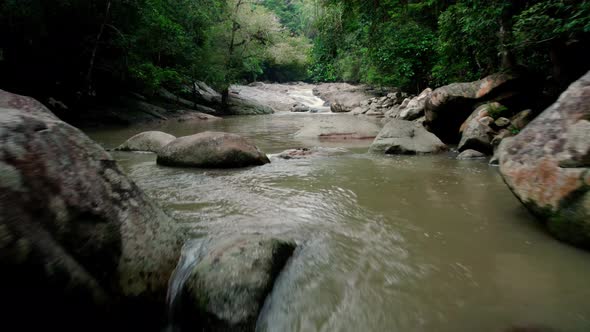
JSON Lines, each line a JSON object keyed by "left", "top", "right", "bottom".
{"left": 0, "top": 0, "right": 588, "bottom": 102}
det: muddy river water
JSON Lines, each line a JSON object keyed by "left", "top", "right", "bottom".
{"left": 86, "top": 111, "right": 590, "bottom": 332}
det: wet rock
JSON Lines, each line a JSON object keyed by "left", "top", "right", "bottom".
{"left": 424, "top": 72, "right": 529, "bottom": 142}
{"left": 194, "top": 80, "right": 223, "bottom": 105}
{"left": 295, "top": 116, "right": 381, "bottom": 140}
{"left": 458, "top": 104, "right": 500, "bottom": 153}
{"left": 330, "top": 102, "right": 348, "bottom": 113}
{"left": 157, "top": 131, "right": 270, "bottom": 168}
{"left": 273, "top": 147, "right": 347, "bottom": 160}
{"left": 398, "top": 88, "right": 432, "bottom": 121}
{"left": 495, "top": 117, "right": 511, "bottom": 128}
{"left": 509, "top": 109, "right": 534, "bottom": 131}
{"left": 498, "top": 71, "right": 590, "bottom": 248}
{"left": 177, "top": 236, "right": 295, "bottom": 331}
{"left": 291, "top": 102, "right": 310, "bottom": 112}
{"left": 457, "top": 149, "right": 487, "bottom": 160}
{"left": 491, "top": 129, "right": 513, "bottom": 148}
{"left": 0, "top": 89, "right": 183, "bottom": 331}
{"left": 489, "top": 152, "right": 500, "bottom": 166}
{"left": 226, "top": 91, "right": 274, "bottom": 115}
{"left": 370, "top": 120, "right": 447, "bottom": 154}
{"left": 313, "top": 83, "right": 385, "bottom": 113}
{"left": 115, "top": 131, "right": 176, "bottom": 153}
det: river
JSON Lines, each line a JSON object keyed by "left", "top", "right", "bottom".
{"left": 85, "top": 98, "right": 590, "bottom": 332}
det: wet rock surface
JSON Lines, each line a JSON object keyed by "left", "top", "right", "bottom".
{"left": 157, "top": 131, "right": 270, "bottom": 168}
{"left": 457, "top": 149, "right": 487, "bottom": 160}
{"left": 173, "top": 235, "right": 296, "bottom": 332}
{"left": 424, "top": 72, "right": 531, "bottom": 142}
{"left": 115, "top": 131, "right": 176, "bottom": 153}
{"left": 0, "top": 89, "right": 184, "bottom": 331}
{"left": 370, "top": 120, "right": 447, "bottom": 155}
{"left": 498, "top": 71, "right": 590, "bottom": 248}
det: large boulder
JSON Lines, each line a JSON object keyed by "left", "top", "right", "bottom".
{"left": 172, "top": 236, "right": 296, "bottom": 331}
{"left": 398, "top": 88, "right": 432, "bottom": 120}
{"left": 0, "top": 90, "right": 184, "bottom": 331}
{"left": 115, "top": 131, "right": 176, "bottom": 153}
{"left": 294, "top": 116, "right": 381, "bottom": 140}
{"left": 498, "top": 71, "right": 590, "bottom": 248}
{"left": 369, "top": 120, "right": 447, "bottom": 154}
{"left": 313, "top": 83, "right": 386, "bottom": 113}
{"left": 225, "top": 90, "right": 274, "bottom": 115}
{"left": 424, "top": 72, "right": 530, "bottom": 142}
{"left": 157, "top": 131, "right": 270, "bottom": 168}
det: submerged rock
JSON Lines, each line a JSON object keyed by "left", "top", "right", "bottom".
{"left": 0, "top": 89, "right": 183, "bottom": 331}
{"left": 157, "top": 131, "right": 270, "bottom": 168}
{"left": 175, "top": 236, "right": 296, "bottom": 331}
{"left": 457, "top": 149, "right": 487, "bottom": 160}
{"left": 295, "top": 116, "right": 381, "bottom": 140}
{"left": 369, "top": 120, "right": 447, "bottom": 154}
{"left": 273, "top": 147, "right": 348, "bottom": 160}
{"left": 498, "top": 71, "right": 590, "bottom": 248}
{"left": 115, "top": 131, "right": 176, "bottom": 153}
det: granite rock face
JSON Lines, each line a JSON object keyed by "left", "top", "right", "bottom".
{"left": 498, "top": 71, "right": 590, "bottom": 248}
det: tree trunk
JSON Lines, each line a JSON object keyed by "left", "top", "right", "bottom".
{"left": 499, "top": 2, "right": 516, "bottom": 70}
{"left": 86, "top": 1, "right": 112, "bottom": 97}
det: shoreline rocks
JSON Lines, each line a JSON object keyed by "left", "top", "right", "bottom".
{"left": 498, "top": 71, "right": 590, "bottom": 248}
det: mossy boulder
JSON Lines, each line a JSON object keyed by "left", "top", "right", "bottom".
{"left": 157, "top": 131, "right": 270, "bottom": 168}
{"left": 0, "top": 89, "right": 184, "bottom": 331}
{"left": 115, "top": 131, "right": 176, "bottom": 153}
{"left": 498, "top": 71, "right": 590, "bottom": 248}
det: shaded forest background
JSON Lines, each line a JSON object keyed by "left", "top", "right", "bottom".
{"left": 1, "top": 0, "right": 589, "bottom": 106}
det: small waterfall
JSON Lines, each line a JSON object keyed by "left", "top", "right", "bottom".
{"left": 164, "top": 238, "right": 210, "bottom": 332}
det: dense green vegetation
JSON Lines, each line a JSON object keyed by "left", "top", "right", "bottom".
{"left": 1, "top": 0, "right": 588, "bottom": 103}
{"left": 0, "top": 0, "right": 309, "bottom": 102}
{"left": 307, "top": 0, "right": 590, "bottom": 92}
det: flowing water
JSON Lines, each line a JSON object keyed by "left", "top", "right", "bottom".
{"left": 86, "top": 109, "right": 590, "bottom": 332}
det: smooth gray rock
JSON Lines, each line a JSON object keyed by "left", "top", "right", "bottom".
{"left": 370, "top": 120, "right": 447, "bottom": 154}
{"left": 115, "top": 131, "right": 176, "bottom": 153}
{"left": 457, "top": 149, "right": 487, "bottom": 160}
{"left": 157, "top": 131, "right": 270, "bottom": 168}
{"left": 176, "top": 236, "right": 295, "bottom": 331}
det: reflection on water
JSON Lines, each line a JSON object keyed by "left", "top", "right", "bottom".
{"left": 86, "top": 114, "right": 590, "bottom": 332}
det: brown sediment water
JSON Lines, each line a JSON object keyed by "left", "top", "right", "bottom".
{"left": 86, "top": 111, "right": 590, "bottom": 332}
